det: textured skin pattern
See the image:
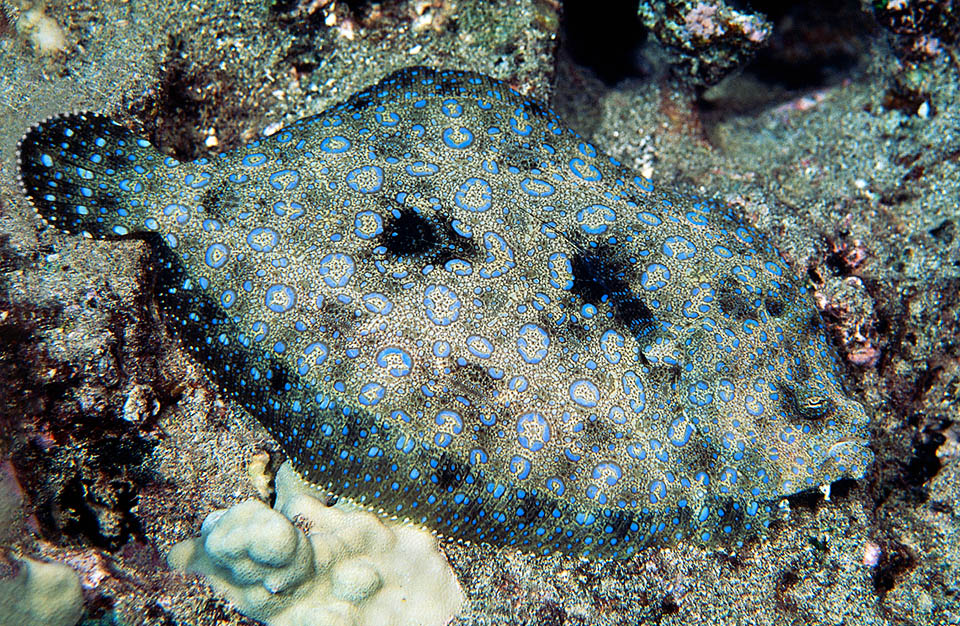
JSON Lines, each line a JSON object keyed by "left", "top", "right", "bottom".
{"left": 18, "top": 67, "right": 873, "bottom": 557}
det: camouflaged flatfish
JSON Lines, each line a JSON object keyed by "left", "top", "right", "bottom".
{"left": 18, "top": 67, "right": 873, "bottom": 557}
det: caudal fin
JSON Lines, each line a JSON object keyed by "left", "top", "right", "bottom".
{"left": 18, "top": 113, "right": 168, "bottom": 238}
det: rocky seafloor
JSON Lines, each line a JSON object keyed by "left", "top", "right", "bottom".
{"left": 0, "top": 0, "right": 958, "bottom": 624}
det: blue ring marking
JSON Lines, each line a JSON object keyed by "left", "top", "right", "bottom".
{"left": 640, "top": 263, "right": 670, "bottom": 291}
{"left": 569, "top": 379, "right": 600, "bottom": 408}
{"left": 592, "top": 462, "right": 623, "bottom": 485}
{"left": 220, "top": 289, "right": 237, "bottom": 309}
{"left": 480, "top": 232, "right": 515, "bottom": 278}
{"left": 241, "top": 153, "right": 268, "bottom": 167}
{"left": 441, "top": 99, "right": 463, "bottom": 118}
{"left": 432, "top": 340, "right": 451, "bottom": 357}
{"left": 359, "top": 382, "right": 386, "bottom": 406}
{"left": 621, "top": 371, "right": 646, "bottom": 413}
{"left": 424, "top": 284, "right": 462, "bottom": 326}
{"left": 637, "top": 211, "right": 661, "bottom": 226}
{"left": 264, "top": 284, "right": 296, "bottom": 313}
{"left": 443, "top": 259, "right": 472, "bottom": 276}
{"left": 252, "top": 320, "right": 269, "bottom": 343}
{"left": 204, "top": 243, "right": 229, "bottom": 269}
{"left": 576, "top": 204, "right": 616, "bottom": 235}
{"left": 318, "top": 253, "right": 356, "bottom": 288}
{"left": 520, "top": 177, "right": 555, "bottom": 197}
{"left": 547, "top": 477, "right": 565, "bottom": 496}
{"left": 509, "top": 117, "right": 532, "bottom": 136}
{"left": 601, "top": 329, "right": 625, "bottom": 364}
{"left": 736, "top": 226, "right": 754, "bottom": 243}
{"left": 404, "top": 161, "right": 439, "bottom": 177}
{"left": 469, "top": 448, "right": 489, "bottom": 465}
{"left": 353, "top": 210, "right": 384, "bottom": 240}
{"left": 569, "top": 158, "right": 601, "bottom": 181}
{"left": 346, "top": 165, "right": 384, "bottom": 193}
{"left": 465, "top": 335, "right": 494, "bottom": 359}
{"left": 275, "top": 130, "right": 293, "bottom": 143}
{"left": 517, "top": 323, "right": 549, "bottom": 364}
{"left": 608, "top": 406, "right": 627, "bottom": 425}
{"left": 362, "top": 293, "right": 393, "bottom": 315}
{"left": 547, "top": 252, "right": 573, "bottom": 290}
{"left": 662, "top": 235, "right": 698, "bottom": 261}
{"left": 268, "top": 169, "right": 300, "bottom": 191}
{"left": 509, "top": 375, "right": 528, "bottom": 392}
{"left": 375, "top": 111, "right": 400, "bottom": 127}
{"left": 163, "top": 203, "right": 190, "bottom": 224}
{"left": 435, "top": 409, "right": 464, "bottom": 433}
{"left": 320, "top": 136, "right": 351, "bottom": 153}
{"left": 713, "top": 245, "right": 733, "bottom": 258}
{"left": 453, "top": 177, "right": 492, "bottom": 212}
{"left": 764, "top": 261, "right": 783, "bottom": 276}
{"left": 687, "top": 380, "right": 714, "bottom": 406}
{"left": 304, "top": 341, "right": 329, "bottom": 367}
{"left": 376, "top": 347, "right": 413, "bottom": 377}
{"left": 517, "top": 412, "right": 551, "bottom": 452}
{"left": 686, "top": 211, "right": 709, "bottom": 226}
{"left": 718, "top": 379, "right": 735, "bottom": 402}
{"left": 633, "top": 175, "right": 654, "bottom": 192}
{"left": 578, "top": 142, "right": 598, "bottom": 158}
{"left": 745, "top": 394, "right": 765, "bottom": 416}
{"left": 246, "top": 227, "right": 280, "bottom": 252}
{"left": 509, "top": 455, "right": 532, "bottom": 480}
{"left": 442, "top": 127, "right": 474, "bottom": 149}
{"left": 669, "top": 419, "right": 694, "bottom": 447}
{"left": 649, "top": 479, "right": 666, "bottom": 504}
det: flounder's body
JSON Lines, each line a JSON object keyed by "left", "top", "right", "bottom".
{"left": 19, "top": 67, "right": 872, "bottom": 557}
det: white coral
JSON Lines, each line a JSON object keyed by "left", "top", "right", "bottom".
{"left": 169, "top": 461, "right": 464, "bottom": 626}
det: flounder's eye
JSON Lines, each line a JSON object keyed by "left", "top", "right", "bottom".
{"left": 798, "top": 394, "right": 834, "bottom": 420}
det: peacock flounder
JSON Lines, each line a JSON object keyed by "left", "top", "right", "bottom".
{"left": 18, "top": 67, "right": 872, "bottom": 557}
